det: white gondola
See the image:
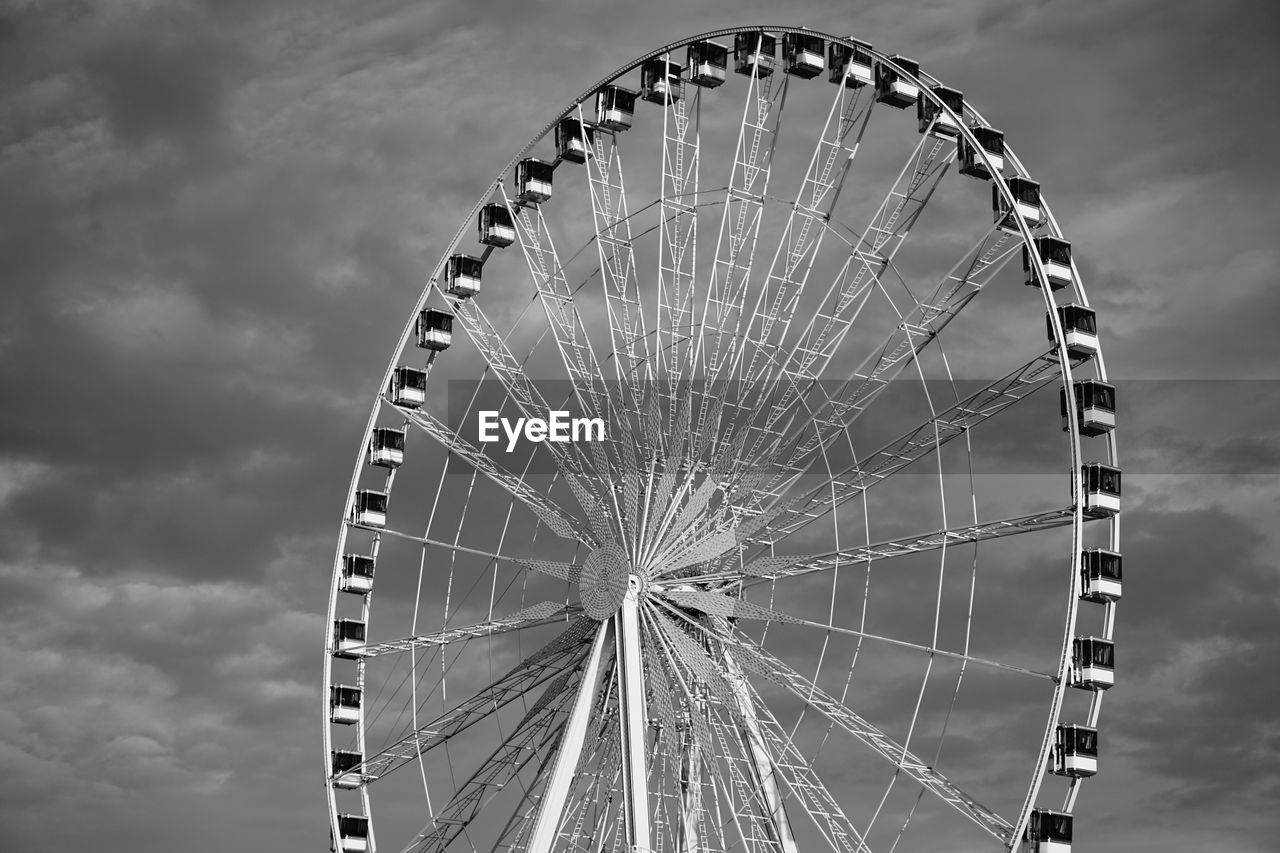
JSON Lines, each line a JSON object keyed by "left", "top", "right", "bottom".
{"left": 959, "top": 125, "right": 1004, "bottom": 179}
{"left": 875, "top": 54, "right": 919, "bottom": 108}
{"left": 1061, "top": 380, "right": 1116, "bottom": 437}
{"left": 595, "top": 85, "right": 636, "bottom": 131}
{"left": 330, "top": 684, "right": 362, "bottom": 724}
{"left": 478, "top": 203, "right": 515, "bottom": 248}
{"left": 336, "top": 814, "right": 370, "bottom": 853}
{"left": 445, "top": 254, "right": 482, "bottom": 299}
{"left": 640, "top": 59, "right": 683, "bottom": 104}
{"left": 389, "top": 365, "right": 427, "bottom": 408}
{"left": 333, "top": 619, "right": 366, "bottom": 659}
{"left": 515, "top": 158, "right": 554, "bottom": 204}
{"left": 1023, "top": 808, "right": 1073, "bottom": 853}
{"left": 555, "top": 117, "right": 591, "bottom": 164}
{"left": 1051, "top": 724, "right": 1098, "bottom": 777}
{"left": 368, "top": 427, "right": 405, "bottom": 468}
{"left": 919, "top": 85, "right": 963, "bottom": 137}
{"left": 1024, "top": 236, "right": 1073, "bottom": 291}
{"left": 1049, "top": 304, "right": 1099, "bottom": 359}
{"left": 688, "top": 40, "right": 728, "bottom": 88}
{"left": 783, "top": 32, "right": 825, "bottom": 79}
{"left": 994, "top": 176, "right": 1043, "bottom": 230}
{"left": 1082, "top": 463, "right": 1121, "bottom": 517}
{"left": 331, "top": 750, "right": 363, "bottom": 789}
{"left": 1081, "top": 548, "right": 1123, "bottom": 602}
{"left": 1072, "top": 636, "right": 1115, "bottom": 691}
{"left": 351, "top": 490, "right": 387, "bottom": 528}
{"left": 734, "top": 32, "right": 776, "bottom": 77}
{"left": 340, "top": 554, "right": 375, "bottom": 594}
{"left": 828, "top": 39, "right": 873, "bottom": 87}
{"left": 416, "top": 308, "right": 453, "bottom": 351}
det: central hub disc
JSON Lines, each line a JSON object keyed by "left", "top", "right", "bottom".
{"left": 579, "top": 543, "right": 631, "bottom": 620}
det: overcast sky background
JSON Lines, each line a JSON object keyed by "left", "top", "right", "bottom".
{"left": 2, "top": 1, "right": 1279, "bottom": 851}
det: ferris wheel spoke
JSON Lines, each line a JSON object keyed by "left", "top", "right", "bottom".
{"left": 578, "top": 105, "right": 652, "bottom": 399}
{"left": 753, "top": 348, "right": 1072, "bottom": 548}
{"left": 747, "top": 131, "right": 956, "bottom": 477}
{"left": 782, "top": 226, "right": 1019, "bottom": 474}
{"left": 656, "top": 78, "right": 702, "bottom": 425}
{"left": 659, "top": 587, "right": 1055, "bottom": 683}
{"left": 501, "top": 184, "right": 642, "bottom": 488}
{"left": 402, "top": 678, "right": 578, "bottom": 853}
{"left": 693, "top": 37, "right": 790, "bottom": 455}
{"left": 727, "top": 71, "right": 874, "bottom": 443}
{"left": 360, "top": 619, "right": 594, "bottom": 780}
{"left": 692, "top": 621, "right": 1015, "bottom": 846}
{"left": 350, "top": 601, "right": 579, "bottom": 658}
{"left": 445, "top": 296, "right": 603, "bottom": 490}
{"left": 751, "top": 224, "right": 1021, "bottom": 481}
{"left": 392, "top": 404, "right": 594, "bottom": 546}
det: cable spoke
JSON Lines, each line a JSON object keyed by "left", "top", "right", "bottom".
{"left": 749, "top": 349, "right": 1074, "bottom": 548}
{"left": 403, "top": 671, "right": 579, "bottom": 853}
{"left": 359, "top": 618, "right": 594, "bottom": 780}
{"left": 352, "top": 601, "right": 579, "bottom": 658}
{"left": 392, "top": 403, "right": 594, "bottom": 545}
{"left": 687, "top": 619, "right": 1015, "bottom": 845}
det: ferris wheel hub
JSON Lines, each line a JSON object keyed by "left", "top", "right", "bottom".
{"left": 579, "top": 543, "right": 633, "bottom": 619}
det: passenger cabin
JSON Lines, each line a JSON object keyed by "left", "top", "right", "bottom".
{"left": 340, "top": 554, "right": 375, "bottom": 594}
{"left": 555, "top": 117, "right": 591, "bottom": 164}
{"left": 828, "top": 39, "right": 873, "bottom": 88}
{"left": 389, "top": 366, "right": 427, "bottom": 408}
{"left": 995, "top": 176, "right": 1043, "bottom": 231}
{"left": 596, "top": 86, "right": 637, "bottom": 131}
{"left": 1024, "top": 236, "right": 1073, "bottom": 291}
{"left": 331, "top": 750, "right": 363, "bottom": 789}
{"left": 1052, "top": 724, "right": 1098, "bottom": 777}
{"left": 351, "top": 490, "right": 387, "bottom": 528}
{"left": 1072, "top": 636, "right": 1115, "bottom": 691}
{"left": 446, "top": 253, "right": 483, "bottom": 299}
{"left": 688, "top": 40, "right": 729, "bottom": 88}
{"left": 336, "top": 814, "right": 370, "bottom": 853}
{"left": 1023, "top": 808, "right": 1073, "bottom": 853}
{"left": 330, "top": 684, "right": 362, "bottom": 724}
{"left": 1082, "top": 463, "right": 1121, "bottom": 517}
{"left": 735, "top": 32, "right": 777, "bottom": 77}
{"left": 333, "top": 619, "right": 366, "bottom": 659}
{"left": 368, "top": 427, "right": 405, "bottom": 468}
{"left": 640, "top": 59, "right": 683, "bottom": 104}
{"left": 875, "top": 55, "right": 920, "bottom": 108}
{"left": 1081, "top": 549, "right": 1123, "bottom": 602}
{"left": 783, "top": 32, "right": 825, "bottom": 79}
{"left": 919, "top": 85, "right": 964, "bottom": 137}
{"left": 1048, "top": 304, "right": 1098, "bottom": 360}
{"left": 479, "top": 203, "right": 515, "bottom": 248}
{"left": 959, "top": 125, "right": 1005, "bottom": 179}
{"left": 416, "top": 308, "right": 453, "bottom": 351}
{"left": 516, "top": 158, "right": 554, "bottom": 204}
{"left": 1060, "top": 380, "right": 1116, "bottom": 437}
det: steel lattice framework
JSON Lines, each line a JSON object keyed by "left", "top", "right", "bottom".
{"left": 323, "top": 25, "right": 1121, "bottom": 853}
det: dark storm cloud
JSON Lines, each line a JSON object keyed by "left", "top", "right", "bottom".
{"left": 1, "top": 1, "right": 1277, "bottom": 852}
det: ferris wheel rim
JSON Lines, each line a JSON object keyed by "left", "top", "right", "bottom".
{"left": 324, "top": 24, "right": 1121, "bottom": 853}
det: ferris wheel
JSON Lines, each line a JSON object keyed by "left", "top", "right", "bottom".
{"left": 323, "top": 26, "right": 1122, "bottom": 853}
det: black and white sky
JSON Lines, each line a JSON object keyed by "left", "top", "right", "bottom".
{"left": 2, "top": 1, "right": 1279, "bottom": 851}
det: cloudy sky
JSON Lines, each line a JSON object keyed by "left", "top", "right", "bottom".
{"left": 2, "top": 1, "right": 1279, "bottom": 851}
